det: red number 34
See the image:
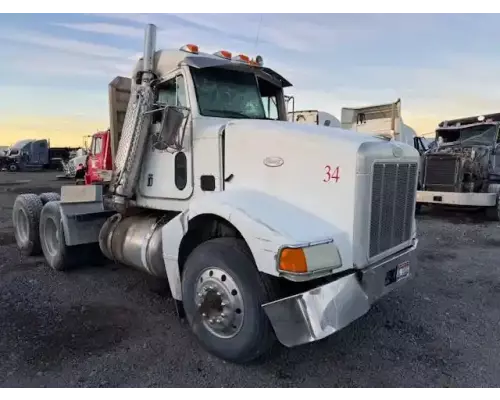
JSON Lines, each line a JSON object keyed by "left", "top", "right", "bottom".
{"left": 323, "top": 165, "right": 340, "bottom": 183}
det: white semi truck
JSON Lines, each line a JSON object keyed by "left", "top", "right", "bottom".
{"left": 12, "top": 24, "right": 420, "bottom": 364}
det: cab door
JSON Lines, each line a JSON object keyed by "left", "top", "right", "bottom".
{"left": 138, "top": 71, "right": 193, "bottom": 201}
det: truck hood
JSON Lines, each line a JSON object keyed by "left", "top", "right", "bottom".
{"left": 218, "top": 118, "right": 419, "bottom": 270}
{"left": 195, "top": 117, "right": 387, "bottom": 148}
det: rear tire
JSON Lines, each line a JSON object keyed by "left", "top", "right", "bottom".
{"left": 39, "top": 201, "right": 100, "bottom": 271}
{"left": 12, "top": 193, "right": 44, "bottom": 256}
{"left": 181, "top": 237, "right": 276, "bottom": 364}
{"left": 39, "top": 192, "right": 61, "bottom": 205}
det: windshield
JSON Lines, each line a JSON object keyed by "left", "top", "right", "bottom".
{"left": 461, "top": 125, "right": 497, "bottom": 144}
{"left": 437, "top": 124, "right": 498, "bottom": 145}
{"left": 190, "top": 67, "right": 267, "bottom": 120}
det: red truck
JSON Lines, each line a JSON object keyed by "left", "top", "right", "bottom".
{"left": 77, "top": 129, "right": 113, "bottom": 185}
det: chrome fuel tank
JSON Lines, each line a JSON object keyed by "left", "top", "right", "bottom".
{"left": 99, "top": 214, "right": 166, "bottom": 278}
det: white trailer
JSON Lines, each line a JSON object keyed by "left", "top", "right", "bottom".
{"left": 287, "top": 109, "right": 341, "bottom": 128}
{"left": 12, "top": 25, "right": 420, "bottom": 364}
{"left": 340, "top": 99, "right": 428, "bottom": 153}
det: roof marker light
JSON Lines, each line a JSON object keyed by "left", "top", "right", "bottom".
{"left": 233, "top": 54, "right": 250, "bottom": 63}
{"left": 214, "top": 50, "right": 232, "bottom": 59}
{"left": 180, "top": 44, "right": 199, "bottom": 54}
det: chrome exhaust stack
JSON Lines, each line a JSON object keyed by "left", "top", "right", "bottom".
{"left": 110, "top": 24, "right": 157, "bottom": 209}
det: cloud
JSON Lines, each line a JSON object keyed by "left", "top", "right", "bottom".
{"left": 53, "top": 22, "right": 145, "bottom": 38}
{"left": 170, "top": 13, "right": 346, "bottom": 52}
{"left": 91, "top": 13, "right": 167, "bottom": 26}
{"left": 96, "top": 13, "right": 361, "bottom": 54}
{"left": 0, "top": 30, "right": 132, "bottom": 59}
{"left": 2, "top": 45, "right": 133, "bottom": 79}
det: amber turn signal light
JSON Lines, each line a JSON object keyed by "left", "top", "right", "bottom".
{"left": 279, "top": 248, "right": 308, "bottom": 274}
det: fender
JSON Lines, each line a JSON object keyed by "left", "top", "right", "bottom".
{"left": 55, "top": 185, "right": 115, "bottom": 247}
{"left": 162, "top": 189, "right": 350, "bottom": 301}
{"left": 58, "top": 201, "right": 115, "bottom": 246}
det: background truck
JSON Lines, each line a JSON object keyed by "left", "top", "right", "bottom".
{"left": 1, "top": 139, "right": 49, "bottom": 171}
{"left": 83, "top": 129, "right": 114, "bottom": 185}
{"left": 287, "top": 109, "right": 341, "bottom": 127}
{"left": 1, "top": 138, "right": 79, "bottom": 172}
{"left": 340, "top": 99, "right": 428, "bottom": 154}
{"left": 416, "top": 112, "right": 500, "bottom": 220}
{"left": 12, "top": 24, "right": 419, "bottom": 364}
{"left": 57, "top": 130, "right": 114, "bottom": 184}
{"left": 58, "top": 148, "right": 88, "bottom": 180}
{"left": 286, "top": 100, "right": 429, "bottom": 155}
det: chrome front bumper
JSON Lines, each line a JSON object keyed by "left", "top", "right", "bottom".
{"left": 262, "top": 240, "right": 417, "bottom": 348}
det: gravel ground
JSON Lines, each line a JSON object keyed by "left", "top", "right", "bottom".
{"left": 0, "top": 171, "right": 499, "bottom": 388}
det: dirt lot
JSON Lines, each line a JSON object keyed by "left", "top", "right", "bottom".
{"left": 0, "top": 171, "right": 499, "bottom": 388}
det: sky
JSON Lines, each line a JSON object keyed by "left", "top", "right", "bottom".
{"left": 1, "top": 13, "right": 500, "bottom": 146}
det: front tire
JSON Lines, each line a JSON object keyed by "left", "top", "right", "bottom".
{"left": 485, "top": 202, "right": 500, "bottom": 221}
{"left": 485, "top": 189, "right": 500, "bottom": 221}
{"left": 415, "top": 203, "right": 422, "bottom": 215}
{"left": 181, "top": 237, "right": 276, "bottom": 364}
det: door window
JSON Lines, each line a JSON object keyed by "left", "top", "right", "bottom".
{"left": 157, "top": 75, "right": 187, "bottom": 107}
{"left": 92, "top": 137, "right": 103, "bottom": 155}
{"left": 261, "top": 96, "right": 278, "bottom": 120}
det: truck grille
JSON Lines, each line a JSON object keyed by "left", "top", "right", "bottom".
{"left": 369, "top": 162, "right": 418, "bottom": 258}
{"left": 423, "top": 154, "right": 461, "bottom": 192}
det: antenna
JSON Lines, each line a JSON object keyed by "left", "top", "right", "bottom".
{"left": 254, "top": 14, "right": 263, "bottom": 50}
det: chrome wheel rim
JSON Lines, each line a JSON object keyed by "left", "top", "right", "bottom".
{"left": 195, "top": 267, "right": 244, "bottom": 339}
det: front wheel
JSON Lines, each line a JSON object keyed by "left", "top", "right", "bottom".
{"left": 415, "top": 203, "right": 422, "bottom": 215}
{"left": 181, "top": 237, "right": 276, "bottom": 364}
{"left": 485, "top": 201, "right": 500, "bottom": 221}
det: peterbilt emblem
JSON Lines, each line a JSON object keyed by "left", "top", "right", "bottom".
{"left": 392, "top": 145, "right": 403, "bottom": 158}
{"left": 264, "top": 156, "right": 284, "bottom": 167}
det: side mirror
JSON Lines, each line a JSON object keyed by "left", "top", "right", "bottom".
{"left": 154, "top": 106, "right": 184, "bottom": 151}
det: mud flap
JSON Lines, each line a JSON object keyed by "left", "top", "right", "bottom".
{"left": 58, "top": 202, "right": 115, "bottom": 246}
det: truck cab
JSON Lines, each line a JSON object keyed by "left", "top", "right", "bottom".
{"left": 84, "top": 130, "right": 112, "bottom": 185}
{"left": 3, "top": 139, "right": 49, "bottom": 171}
{"left": 12, "top": 25, "right": 420, "bottom": 364}
{"left": 416, "top": 113, "right": 500, "bottom": 220}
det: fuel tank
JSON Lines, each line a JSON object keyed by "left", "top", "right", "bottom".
{"left": 99, "top": 213, "right": 167, "bottom": 278}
